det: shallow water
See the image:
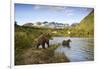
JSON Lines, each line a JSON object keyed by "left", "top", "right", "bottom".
{"left": 50, "top": 37, "right": 94, "bottom": 62}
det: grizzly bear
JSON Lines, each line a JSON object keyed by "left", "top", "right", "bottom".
{"left": 62, "top": 39, "right": 72, "bottom": 48}
{"left": 34, "top": 33, "right": 52, "bottom": 49}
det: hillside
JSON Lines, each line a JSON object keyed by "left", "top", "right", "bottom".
{"left": 70, "top": 10, "right": 94, "bottom": 37}
{"left": 79, "top": 10, "right": 94, "bottom": 34}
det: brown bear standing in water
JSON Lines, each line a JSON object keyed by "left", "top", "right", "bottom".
{"left": 34, "top": 33, "right": 52, "bottom": 49}
{"left": 62, "top": 39, "right": 72, "bottom": 48}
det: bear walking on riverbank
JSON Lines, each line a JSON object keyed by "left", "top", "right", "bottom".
{"left": 34, "top": 33, "right": 52, "bottom": 49}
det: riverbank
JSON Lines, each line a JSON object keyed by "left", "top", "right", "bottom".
{"left": 15, "top": 45, "right": 70, "bottom": 65}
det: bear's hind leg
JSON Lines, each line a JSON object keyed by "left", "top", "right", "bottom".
{"left": 42, "top": 43, "right": 45, "bottom": 49}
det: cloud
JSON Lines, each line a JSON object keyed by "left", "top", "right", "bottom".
{"left": 33, "top": 5, "right": 42, "bottom": 9}
{"left": 33, "top": 5, "right": 67, "bottom": 11}
{"left": 50, "top": 6, "right": 67, "bottom": 10}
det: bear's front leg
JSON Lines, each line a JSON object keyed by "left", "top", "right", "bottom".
{"left": 46, "top": 41, "right": 49, "bottom": 48}
{"left": 36, "top": 44, "right": 40, "bottom": 49}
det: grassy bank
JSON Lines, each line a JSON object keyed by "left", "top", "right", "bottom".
{"left": 15, "top": 45, "right": 69, "bottom": 65}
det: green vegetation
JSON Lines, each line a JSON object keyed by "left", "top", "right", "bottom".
{"left": 69, "top": 10, "right": 94, "bottom": 37}
{"left": 15, "top": 10, "right": 94, "bottom": 65}
{"left": 15, "top": 26, "right": 69, "bottom": 65}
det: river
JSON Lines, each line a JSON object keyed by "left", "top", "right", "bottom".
{"left": 50, "top": 37, "right": 94, "bottom": 62}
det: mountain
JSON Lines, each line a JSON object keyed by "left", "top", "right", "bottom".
{"left": 70, "top": 10, "right": 94, "bottom": 37}
{"left": 78, "top": 10, "right": 94, "bottom": 36}
{"left": 71, "top": 23, "right": 79, "bottom": 27}
{"left": 79, "top": 10, "right": 94, "bottom": 31}
{"left": 23, "top": 23, "right": 34, "bottom": 27}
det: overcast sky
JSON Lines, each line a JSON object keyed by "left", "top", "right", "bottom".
{"left": 15, "top": 3, "right": 93, "bottom": 25}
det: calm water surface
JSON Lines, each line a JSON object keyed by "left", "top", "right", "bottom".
{"left": 50, "top": 37, "right": 94, "bottom": 62}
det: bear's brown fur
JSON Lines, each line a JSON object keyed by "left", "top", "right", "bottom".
{"left": 62, "top": 39, "right": 71, "bottom": 48}
{"left": 34, "top": 33, "right": 52, "bottom": 49}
